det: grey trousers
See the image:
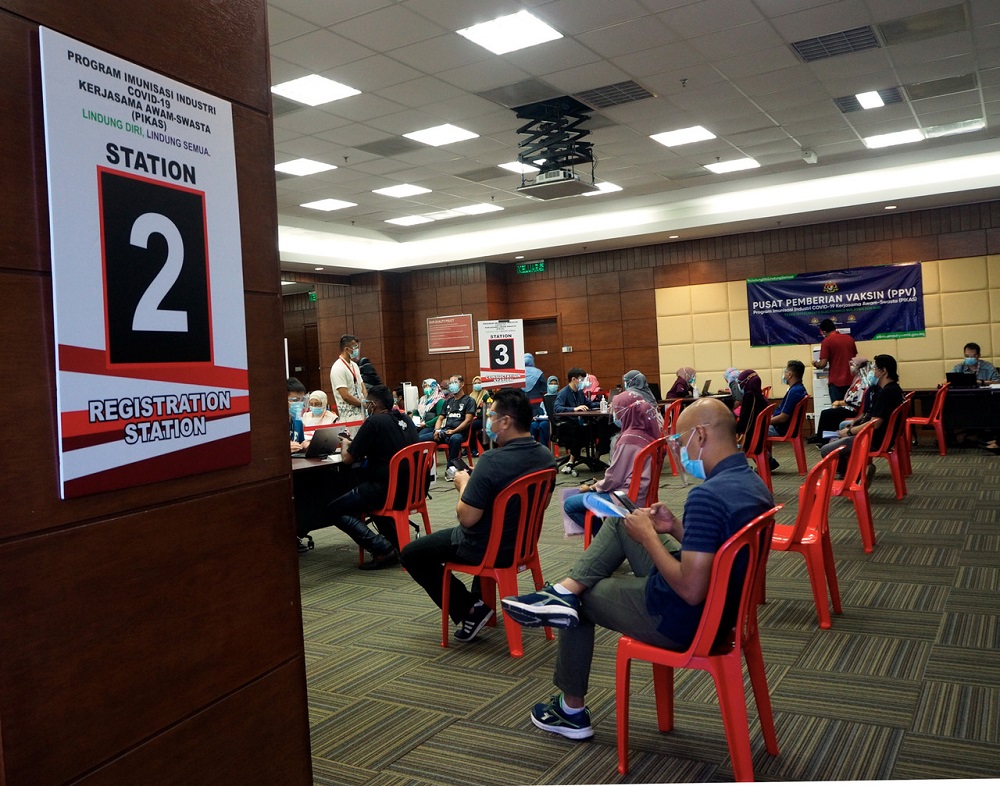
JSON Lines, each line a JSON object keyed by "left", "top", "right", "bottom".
{"left": 555, "top": 517, "right": 682, "bottom": 698}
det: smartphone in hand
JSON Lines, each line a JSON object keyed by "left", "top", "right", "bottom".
{"left": 449, "top": 457, "right": 471, "bottom": 474}
{"left": 611, "top": 490, "right": 638, "bottom": 512}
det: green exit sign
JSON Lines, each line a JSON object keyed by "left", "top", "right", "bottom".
{"left": 308, "top": 291, "right": 317, "bottom": 302}
{"left": 516, "top": 260, "right": 545, "bottom": 274}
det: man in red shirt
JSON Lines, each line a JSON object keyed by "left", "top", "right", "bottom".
{"left": 812, "top": 318, "right": 858, "bottom": 402}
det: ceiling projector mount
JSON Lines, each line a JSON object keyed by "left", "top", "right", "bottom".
{"left": 513, "top": 95, "right": 598, "bottom": 200}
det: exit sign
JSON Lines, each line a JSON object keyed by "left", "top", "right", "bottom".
{"left": 308, "top": 291, "right": 317, "bottom": 302}
{"left": 516, "top": 260, "right": 545, "bottom": 274}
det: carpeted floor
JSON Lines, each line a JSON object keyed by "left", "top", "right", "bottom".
{"left": 298, "top": 438, "right": 1000, "bottom": 785}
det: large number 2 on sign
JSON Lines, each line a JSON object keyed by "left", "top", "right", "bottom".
{"left": 129, "top": 212, "right": 188, "bottom": 332}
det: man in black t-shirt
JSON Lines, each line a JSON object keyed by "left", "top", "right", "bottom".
{"left": 433, "top": 374, "right": 477, "bottom": 461}
{"left": 327, "top": 385, "right": 419, "bottom": 568}
{"left": 401, "top": 388, "right": 556, "bottom": 642}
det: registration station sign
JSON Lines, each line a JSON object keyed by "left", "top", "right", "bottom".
{"left": 478, "top": 319, "right": 526, "bottom": 388}
{"left": 40, "top": 28, "right": 250, "bottom": 498}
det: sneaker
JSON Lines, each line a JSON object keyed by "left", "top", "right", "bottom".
{"left": 445, "top": 465, "right": 458, "bottom": 482}
{"left": 559, "top": 463, "right": 574, "bottom": 475}
{"left": 769, "top": 456, "right": 780, "bottom": 471}
{"left": 530, "top": 695, "right": 594, "bottom": 740}
{"left": 454, "top": 600, "right": 494, "bottom": 642}
{"left": 501, "top": 584, "right": 580, "bottom": 628}
{"left": 297, "top": 535, "right": 314, "bottom": 554}
{"left": 358, "top": 551, "right": 399, "bottom": 571}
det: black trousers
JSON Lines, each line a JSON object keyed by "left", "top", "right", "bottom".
{"left": 399, "top": 529, "right": 482, "bottom": 624}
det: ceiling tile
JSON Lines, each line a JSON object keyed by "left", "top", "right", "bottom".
{"left": 267, "top": 7, "right": 318, "bottom": 44}
{"left": 268, "top": 0, "right": 395, "bottom": 27}
{"left": 334, "top": 5, "right": 447, "bottom": 50}
{"left": 689, "top": 21, "right": 786, "bottom": 60}
{"left": 657, "top": 0, "right": 765, "bottom": 38}
{"left": 269, "top": 29, "right": 374, "bottom": 71}
{"left": 323, "top": 55, "right": 424, "bottom": 93}
{"left": 768, "top": 0, "right": 873, "bottom": 41}
{"left": 576, "top": 17, "right": 679, "bottom": 58}
{"left": 533, "top": 0, "right": 650, "bottom": 35}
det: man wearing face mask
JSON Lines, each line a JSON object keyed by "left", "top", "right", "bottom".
{"left": 401, "top": 388, "right": 555, "bottom": 642}
{"left": 288, "top": 377, "right": 308, "bottom": 454}
{"left": 554, "top": 368, "right": 600, "bottom": 474}
{"left": 951, "top": 342, "right": 999, "bottom": 384}
{"left": 432, "top": 374, "right": 477, "bottom": 462}
{"left": 330, "top": 334, "right": 367, "bottom": 438}
{"left": 501, "top": 398, "right": 773, "bottom": 740}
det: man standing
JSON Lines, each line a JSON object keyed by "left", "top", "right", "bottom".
{"left": 330, "top": 334, "right": 366, "bottom": 437}
{"left": 951, "top": 342, "right": 1000, "bottom": 384}
{"left": 813, "top": 319, "right": 857, "bottom": 402}
{"left": 554, "top": 367, "right": 599, "bottom": 474}
{"left": 401, "top": 389, "right": 555, "bottom": 642}
{"left": 500, "top": 398, "right": 773, "bottom": 739}
{"left": 432, "top": 374, "right": 476, "bottom": 462}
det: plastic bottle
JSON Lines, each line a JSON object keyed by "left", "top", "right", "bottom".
{"left": 599, "top": 395, "right": 608, "bottom": 413}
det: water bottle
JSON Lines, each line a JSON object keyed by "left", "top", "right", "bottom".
{"left": 599, "top": 395, "right": 608, "bottom": 413}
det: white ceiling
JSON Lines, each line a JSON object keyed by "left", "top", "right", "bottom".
{"left": 268, "top": 0, "right": 1000, "bottom": 276}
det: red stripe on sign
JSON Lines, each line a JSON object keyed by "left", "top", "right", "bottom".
{"left": 58, "top": 344, "right": 249, "bottom": 389}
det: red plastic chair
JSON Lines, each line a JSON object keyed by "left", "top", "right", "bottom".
{"left": 897, "top": 396, "right": 913, "bottom": 478}
{"left": 661, "top": 399, "right": 684, "bottom": 476}
{"left": 868, "top": 401, "right": 908, "bottom": 500}
{"left": 762, "top": 385, "right": 772, "bottom": 400}
{"left": 441, "top": 468, "right": 556, "bottom": 657}
{"left": 435, "top": 429, "right": 476, "bottom": 468}
{"left": 830, "top": 422, "right": 877, "bottom": 553}
{"left": 908, "top": 383, "right": 946, "bottom": 451}
{"left": 766, "top": 394, "right": 811, "bottom": 475}
{"left": 769, "top": 449, "right": 842, "bottom": 629}
{"left": 358, "top": 440, "right": 436, "bottom": 567}
{"left": 744, "top": 403, "right": 777, "bottom": 492}
{"left": 583, "top": 437, "right": 667, "bottom": 548}
{"left": 616, "top": 505, "right": 783, "bottom": 781}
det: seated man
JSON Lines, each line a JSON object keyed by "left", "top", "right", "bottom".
{"left": 400, "top": 388, "right": 555, "bottom": 642}
{"left": 554, "top": 367, "right": 599, "bottom": 474}
{"left": 432, "top": 374, "right": 476, "bottom": 461}
{"left": 766, "top": 359, "right": 807, "bottom": 469}
{"left": 501, "top": 398, "right": 773, "bottom": 740}
{"left": 952, "top": 341, "right": 1000, "bottom": 384}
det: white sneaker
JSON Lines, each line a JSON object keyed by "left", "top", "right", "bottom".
{"left": 559, "top": 463, "right": 574, "bottom": 475}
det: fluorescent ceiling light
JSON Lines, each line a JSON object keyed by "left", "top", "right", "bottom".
{"left": 863, "top": 129, "right": 923, "bottom": 149}
{"left": 856, "top": 91, "right": 885, "bottom": 109}
{"left": 924, "top": 118, "right": 985, "bottom": 139}
{"left": 455, "top": 203, "right": 503, "bottom": 215}
{"left": 271, "top": 75, "right": 360, "bottom": 106}
{"left": 582, "top": 182, "right": 623, "bottom": 196}
{"left": 275, "top": 158, "right": 337, "bottom": 176}
{"left": 456, "top": 10, "right": 562, "bottom": 55}
{"left": 386, "top": 215, "right": 434, "bottom": 226}
{"left": 704, "top": 158, "right": 760, "bottom": 174}
{"left": 300, "top": 198, "right": 357, "bottom": 211}
{"left": 425, "top": 210, "right": 464, "bottom": 221}
{"left": 650, "top": 125, "right": 716, "bottom": 147}
{"left": 373, "top": 184, "right": 432, "bottom": 198}
{"left": 281, "top": 280, "right": 295, "bottom": 286}
{"left": 404, "top": 123, "right": 479, "bottom": 146}
{"left": 499, "top": 161, "right": 539, "bottom": 174}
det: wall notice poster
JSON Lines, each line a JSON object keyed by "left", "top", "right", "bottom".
{"left": 478, "top": 320, "right": 525, "bottom": 388}
{"left": 39, "top": 28, "right": 250, "bottom": 498}
{"left": 427, "top": 314, "right": 474, "bottom": 354}
{"left": 747, "top": 263, "right": 924, "bottom": 346}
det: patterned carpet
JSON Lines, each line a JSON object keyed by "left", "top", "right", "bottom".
{"left": 298, "top": 438, "right": 1000, "bottom": 784}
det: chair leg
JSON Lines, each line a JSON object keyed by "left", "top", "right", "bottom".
{"left": 802, "top": 545, "right": 832, "bottom": 629}
{"left": 755, "top": 454, "right": 773, "bottom": 492}
{"left": 651, "top": 663, "right": 675, "bottom": 732}
{"left": 528, "top": 561, "right": 554, "bottom": 641}
{"left": 711, "top": 659, "right": 756, "bottom": 782}
{"left": 583, "top": 511, "right": 595, "bottom": 549}
{"left": 793, "top": 438, "right": 807, "bottom": 475}
{"left": 821, "top": 531, "right": 842, "bottom": 615}
{"left": 616, "top": 651, "right": 633, "bottom": 776}
{"left": 889, "top": 454, "right": 906, "bottom": 499}
{"left": 849, "top": 488, "right": 876, "bottom": 553}
{"left": 743, "top": 634, "right": 779, "bottom": 756}
{"left": 666, "top": 446, "right": 679, "bottom": 476}
{"left": 495, "top": 571, "right": 524, "bottom": 657}
{"left": 934, "top": 422, "right": 947, "bottom": 456}
{"left": 441, "top": 569, "right": 453, "bottom": 649}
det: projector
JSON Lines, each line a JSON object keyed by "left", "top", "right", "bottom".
{"left": 517, "top": 169, "right": 599, "bottom": 200}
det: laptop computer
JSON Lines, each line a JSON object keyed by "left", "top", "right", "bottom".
{"left": 700, "top": 378, "right": 712, "bottom": 396}
{"left": 946, "top": 371, "right": 978, "bottom": 388}
{"left": 291, "top": 426, "right": 342, "bottom": 459}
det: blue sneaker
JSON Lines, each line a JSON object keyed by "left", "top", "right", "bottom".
{"left": 531, "top": 695, "right": 593, "bottom": 740}
{"left": 502, "top": 584, "right": 580, "bottom": 628}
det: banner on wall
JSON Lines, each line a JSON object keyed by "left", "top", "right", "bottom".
{"left": 478, "top": 320, "right": 525, "bottom": 388}
{"left": 747, "top": 263, "right": 924, "bottom": 346}
{"left": 40, "top": 28, "right": 250, "bottom": 498}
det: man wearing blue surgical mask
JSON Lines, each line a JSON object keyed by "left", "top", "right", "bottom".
{"left": 432, "top": 374, "right": 477, "bottom": 462}
{"left": 501, "top": 398, "right": 773, "bottom": 740}
{"left": 951, "top": 342, "right": 999, "bottom": 384}
{"left": 330, "top": 333, "right": 367, "bottom": 438}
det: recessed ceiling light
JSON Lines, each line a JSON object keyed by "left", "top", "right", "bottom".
{"left": 498, "top": 161, "right": 539, "bottom": 174}
{"left": 403, "top": 123, "right": 479, "bottom": 146}
{"left": 515, "top": 256, "right": 524, "bottom": 260}
{"left": 704, "top": 158, "right": 760, "bottom": 174}
{"left": 455, "top": 203, "right": 503, "bottom": 215}
{"left": 924, "top": 118, "right": 985, "bottom": 139}
{"left": 582, "top": 182, "right": 623, "bottom": 196}
{"left": 300, "top": 198, "right": 357, "bottom": 211}
{"left": 863, "top": 129, "right": 923, "bottom": 149}
{"left": 271, "top": 75, "right": 360, "bottom": 106}
{"left": 385, "top": 215, "right": 434, "bottom": 226}
{"left": 456, "top": 10, "right": 562, "bottom": 55}
{"left": 884, "top": 205, "right": 897, "bottom": 210}
{"left": 669, "top": 235, "right": 680, "bottom": 239}
{"left": 650, "top": 125, "right": 716, "bottom": 147}
{"left": 275, "top": 158, "right": 337, "bottom": 176}
{"left": 373, "top": 184, "right": 432, "bottom": 198}
{"left": 314, "top": 267, "right": 325, "bottom": 270}
{"left": 856, "top": 91, "right": 885, "bottom": 109}
{"left": 425, "top": 210, "right": 464, "bottom": 221}
{"left": 280, "top": 280, "right": 295, "bottom": 286}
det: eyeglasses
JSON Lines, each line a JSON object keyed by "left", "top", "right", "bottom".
{"left": 288, "top": 396, "right": 306, "bottom": 403}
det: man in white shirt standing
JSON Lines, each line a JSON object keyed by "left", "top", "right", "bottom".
{"left": 330, "top": 334, "right": 367, "bottom": 437}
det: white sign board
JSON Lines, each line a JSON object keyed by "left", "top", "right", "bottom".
{"left": 39, "top": 28, "right": 250, "bottom": 498}
{"left": 478, "top": 319, "right": 526, "bottom": 388}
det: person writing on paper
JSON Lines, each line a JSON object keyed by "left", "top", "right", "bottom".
{"left": 500, "top": 398, "right": 773, "bottom": 740}
{"left": 951, "top": 342, "right": 999, "bottom": 384}
{"left": 565, "top": 391, "right": 660, "bottom": 536}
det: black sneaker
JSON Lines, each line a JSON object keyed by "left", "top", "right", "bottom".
{"left": 501, "top": 584, "right": 580, "bottom": 628}
{"left": 769, "top": 456, "right": 780, "bottom": 471}
{"left": 454, "top": 601, "right": 494, "bottom": 642}
{"left": 530, "top": 695, "right": 594, "bottom": 740}
{"left": 297, "top": 535, "right": 314, "bottom": 554}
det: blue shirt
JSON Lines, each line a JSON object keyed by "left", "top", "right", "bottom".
{"left": 644, "top": 452, "right": 773, "bottom": 647}
{"left": 773, "top": 381, "right": 807, "bottom": 436}
{"left": 554, "top": 385, "right": 597, "bottom": 414}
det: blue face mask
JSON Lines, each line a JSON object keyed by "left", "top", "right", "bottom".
{"left": 964, "top": 356, "right": 977, "bottom": 366}
{"left": 613, "top": 416, "right": 622, "bottom": 428}
{"left": 485, "top": 411, "right": 499, "bottom": 443}
{"left": 472, "top": 383, "right": 482, "bottom": 392}
{"left": 866, "top": 371, "right": 878, "bottom": 386}
{"left": 310, "top": 406, "right": 325, "bottom": 418}
{"left": 288, "top": 401, "right": 304, "bottom": 420}
{"left": 548, "top": 384, "right": 559, "bottom": 394}
{"left": 680, "top": 431, "right": 706, "bottom": 480}
{"left": 350, "top": 346, "right": 360, "bottom": 359}
{"left": 448, "top": 382, "right": 461, "bottom": 395}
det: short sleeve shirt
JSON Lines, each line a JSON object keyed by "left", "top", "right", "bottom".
{"left": 820, "top": 331, "right": 859, "bottom": 387}
{"left": 330, "top": 357, "right": 365, "bottom": 432}
{"left": 442, "top": 394, "right": 476, "bottom": 430}
{"left": 773, "top": 381, "right": 807, "bottom": 436}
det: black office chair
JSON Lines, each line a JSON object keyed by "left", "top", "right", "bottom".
{"left": 543, "top": 394, "right": 572, "bottom": 469}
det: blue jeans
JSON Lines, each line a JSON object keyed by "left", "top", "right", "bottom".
{"left": 564, "top": 491, "right": 613, "bottom": 532}
{"left": 530, "top": 419, "right": 550, "bottom": 446}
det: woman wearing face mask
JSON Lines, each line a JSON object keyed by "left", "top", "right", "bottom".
{"left": 300, "top": 389, "right": 338, "bottom": 440}
{"left": 564, "top": 391, "right": 661, "bottom": 536}
{"left": 468, "top": 376, "right": 493, "bottom": 456}
{"left": 665, "top": 366, "right": 696, "bottom": 398}
{"left": 623, "top": 370, "right": 664, "bottom": 428}
{"left": 808, "top": 356, "right": 873, "bottom": 443}
{"left": 734, "top": 369, "right": 768, "bottom": 450}
{"left": 415, "top": 378, "right": 445, "bottom": 440}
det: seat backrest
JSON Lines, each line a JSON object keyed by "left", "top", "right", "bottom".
{"left": 626, "top": 437, "right": 668, "bottom": 507}
{"left": 785, "top": 448, "right": 841, "bottom": 542}
{"left": 928, "top": 382, "right": 950, "bottom": 422}
{"left": 384, "top": 440, "right": 436, "bottom": 511}
{"left": 762, "top": 385, "right": 772, "bottom": 400}
{"left": 839, "top": 421, "right": 874, "bottom": 490}
{"left": 744, "top": 403, "right": 776, "bottom": 456}
{"left": 685, "top": 505, "right": 783, "bottom": 659}
{"left": 661, "top": 399, "right": 684, "bottom": 438}
{"left": 783, "top": 394, "right": 810, "bottom": 439}
{"left": 871, "top": 401, "right": 907, "bottom": 456}
{"left": 479, "top": 468, "right": 557, "bottom": 568}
